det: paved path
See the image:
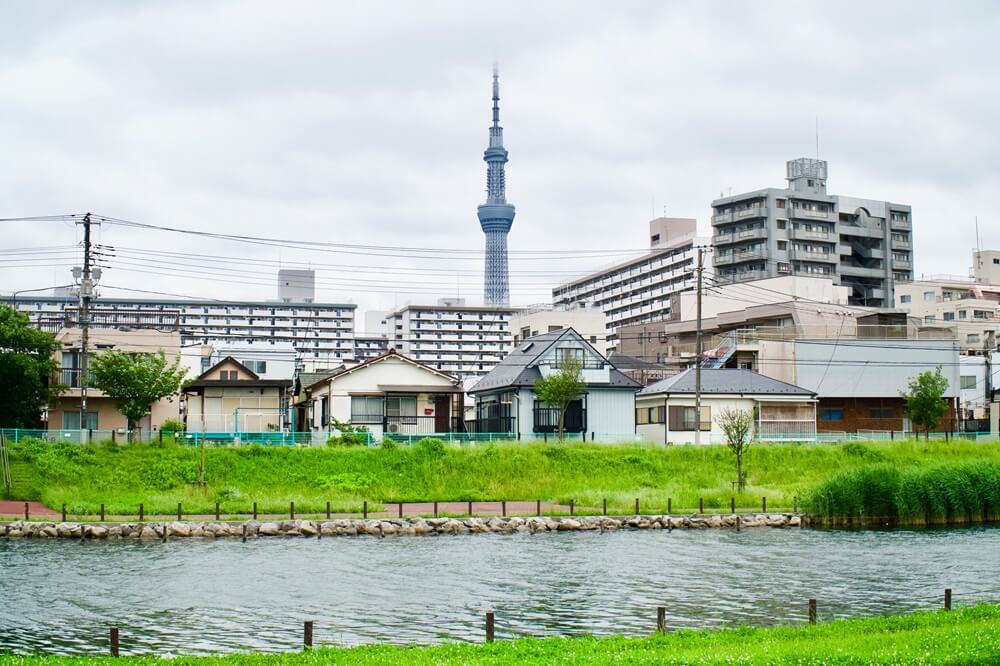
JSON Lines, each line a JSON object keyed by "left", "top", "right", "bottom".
{"left": 0, "top": 500, "right": 58, "bottom": 519}
{"left": 0, "top": 500, "right": 573, "bottom": 521}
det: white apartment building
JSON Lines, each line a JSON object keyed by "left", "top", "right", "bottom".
{"left": 385, "top": 299, "right": 515, "bottom": 381}
{"left": 510, "top": 304, "right": 607, "bottom": 348}
{"left": 11, "top": 295, "right": 358, "bottom": 365}
{"left": 552, "top": 217, "right": 708, "bottom": 354}
{"left": 894, "top": 251, "right": 1000, "bottom": 353}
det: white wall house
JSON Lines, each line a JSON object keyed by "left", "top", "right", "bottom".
{"left": 636, "top": 368, "right": 817, "bottom": 445}
{"left": 303, "top": 349, "right": 463, "bottom": 439}
{"left": 183, "top": 357, "right": 293, "bottom": 432}
{"left": 468, "top": 328, "right": 641, "bottom": 440}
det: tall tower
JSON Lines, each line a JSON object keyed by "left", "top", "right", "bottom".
{"left": 477, "top": 64, "right": 515, "bottom": 306}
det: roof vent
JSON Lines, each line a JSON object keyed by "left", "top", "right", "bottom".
{"left": 521, "top": 342, "right": 534, "bottom": 352}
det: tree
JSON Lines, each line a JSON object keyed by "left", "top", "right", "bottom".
{"left": 90, "top": 349, "right": 187, "bottom": 432}
{"left": 533, "top": 356, "right": 585, "bottom": 440}
{"left": 717, "top": 407, "right": 754, "bottom": 492}
{"left": 902, "top": 367, "right": 950, "bottom": 439}
{"left": 0, "top": 305, "right": 62, "bottom": 427}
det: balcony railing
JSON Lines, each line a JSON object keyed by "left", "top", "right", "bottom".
{"left": 467, "top": 416, "right": 516, "bottom": 434}
{"left": 57, "top": 369, "right": 93, "bottom": 388}
{"left": 890, "top": 217, "right": 911, "bottom": 229}
{"left": 533, "top": 407, "right": 587, "bottom": 434}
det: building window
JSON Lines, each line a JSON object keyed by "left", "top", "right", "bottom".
{"left": 241, "top": 360, "right": 267, "bottom": 374}
{"left": 967, "top": 334, "right": 980, "bottom": 343}
{"left": 350, "top": 396, "right": 383, "bottom": 423}
{"left": 777, "top": 240, "right": 787, "bottom": 250}
{"left": 924, "top": 315, "right": 936, "bottom": 323}
{"left": 923, "top": 291, "right": 935, "bottom": 302}
{"left": 959, "top": 311, "right": 967, "bottom": 319}
{"left": 900, "top": 295, "right": 911, "bottom": 304}
{"left": 943, "top": 312, "right": 955, "bottom": 321}
{"left": 819, "top": 409, "right": 843, "bottom": 421}
{"left": 870, "top": 407, "right": 893, "bottom": 419}
{"left": 64, "top": 411, "right": 99, "bottom": 430}
{"left": 220, "top": 370, "right": 238, "bottom": 380}
{"left": 960, "top": 376, "right": 977, "bottom": 390}
{"left": 668, "top": 405, "right": 710, "bottom": 431}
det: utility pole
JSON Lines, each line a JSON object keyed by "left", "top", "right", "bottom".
{"left": 78, "top": 213, "right": 94, "bottom": 439}
{"left": 694, "top": 247, "right": 704, "bottom": 446}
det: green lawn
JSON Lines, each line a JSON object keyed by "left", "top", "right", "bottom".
{"left": 2, "top": 605, "right": 998, "bottom": 665}
{"left": 5, "top": 437, "right": 999, "bottom": 517}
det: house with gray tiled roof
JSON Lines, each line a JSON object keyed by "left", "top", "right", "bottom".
{"left": 468, "top": 328, "right": 641, "bottom": 439}
{"left": 635, "top": 368, "right": 817, "bottom": 444}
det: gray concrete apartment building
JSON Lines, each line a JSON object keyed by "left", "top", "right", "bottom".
{"left": 711, "top": 158, "right": 913, "bottom": 307}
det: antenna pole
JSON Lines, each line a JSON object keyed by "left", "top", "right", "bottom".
{"left": 694, "top": 247, "right": 704, "bottom": 446}
{"left": 78, "top": 213, "right": 93, "bottom": 439}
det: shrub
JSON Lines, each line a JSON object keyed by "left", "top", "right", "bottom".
{"left": 160, "top": 419, "right": 185, "bottom": 433}
{"left": 415, "top": 437, "right": 446, "bottom": 457}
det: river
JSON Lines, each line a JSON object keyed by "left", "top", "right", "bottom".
{"left": 1, "top": 526, "right": 998, "bottom": 655}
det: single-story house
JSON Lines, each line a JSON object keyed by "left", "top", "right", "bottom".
{"left": 636, "top": 368, "right": 817, "bottom": 444}
{"left": 303, "top": 349, "right": 463, "bottom": 438}
{"left": 468, "top": 328, "right": 641, "bottom": 439}
{"left": 183, "top": 357, "right": 293, "bottom": 432}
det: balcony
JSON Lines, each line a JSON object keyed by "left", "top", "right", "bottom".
{"left": 890, "top": 216, "right": 911, "bottom": 230}
{"left": 712, "top": 212, "right": 733, "bottom": 225}
{"left": 891, "top": 238, "right": 912, "bottom": 249}
{"left": 790, "top": 207, "right": 832, "bottom": 221}
{"left": 716, "top": 269, "right": 768, "bottom": 284}
{"left": 734, "top": 207, "right": 767, "bottom": 220}
{"left": 892, "top": 258, "right": 913, "bottom": 270}
{"left": 839, "top": 263, "right": 886, "bottom": 279}
{"left": 839, "top": 223, "right": 885, "bottom": 239}
{"left": 788, "top": 248, "right": 836, "bottom": 262}
{"left": 789, "top": 227, "right": 833, "bottom": 241}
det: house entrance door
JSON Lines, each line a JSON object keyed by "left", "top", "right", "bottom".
{"left": 434, "top": 396, "right": 451, "bottom": 433}
{"left": 563, "top": 399, "right": 585, "bottom": 433}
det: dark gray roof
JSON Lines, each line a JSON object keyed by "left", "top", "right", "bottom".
{"left": 469, "top": 328, "right": 641, "bottom": 394}
{"left": 638, "top": 368, "right": 815, "bottom": 397}
{"left": 607, "top": 352, "right": 668, "bottom": 371}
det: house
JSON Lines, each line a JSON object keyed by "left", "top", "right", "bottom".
{"left": 468, "top": 328, "right": 641, "bottom": 439}
{"left": 50, "top": 327, "right": 183, "bottom": 433}
{"left": 636, "top": 368, "right": 818, "bottom": 444}
{"left": 182, "top": 357, "right": 293, "bottom": 432}
{"left": 302, "top": 349, "right": 464, "bottom": 438}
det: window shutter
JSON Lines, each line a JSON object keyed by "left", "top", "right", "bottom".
{"left": 668, "top": 406, "right": 685, "bottom": 430}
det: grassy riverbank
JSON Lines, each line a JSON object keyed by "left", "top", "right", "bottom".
{"left": 5, "top": 437, "right": 999, "bottom": 517}
{"left": 2, "top": 605, "right": 998, "bottom": 664}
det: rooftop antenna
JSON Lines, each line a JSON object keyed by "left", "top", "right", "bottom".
{"left": 815, "top": 116, "right": 820, "bottom": 158}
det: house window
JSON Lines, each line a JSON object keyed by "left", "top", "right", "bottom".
{"left": 819, "top": 409, "right": 843, "bottom": 421}
{"left": 350, "top": 396, "right": 383, "bottom": 423}
{"left": 668, "top": 405, "right": 710, "bottom": 431}
{"left": 241, "top": 360, "right": 267, "bottom": 374}
{"left": 960, "top": 376, "right": 977, "bottom": 390}
{"left": 869, "top": 407, "right": 893, "bottom": 419}
{"left": 386, "top": 396, "right": 417, "bottom": 423}
{"left": 967, "top": 333, "right": 980, "bottom": 344}
{"left": 900, "top": 295, "right": 911, "bottom": 304}
{"left": 923, "top": 291, "right": 935, "bottom": 302}
{"left": 943, "top": 312, "right": 955, "bottom": 321}
{"left": 776, "top": 199, "right": 786, "bottom": 209}
{"left": 959, "top": 311, "right": 968, "bottom": 319}
{"left": 636, "top": 408, "right": 649, "bottom": 425}
{"left": 64, "top": 411, "right": 99, "bottom": 430}
{"left": 220, "top": 370, "right": 239, "bottom": 380}
{"left": 555, "top": 347, "right": 584, "bottom": 365}
{"left": 777, "top": 240, "right": 787, "bottom": 251}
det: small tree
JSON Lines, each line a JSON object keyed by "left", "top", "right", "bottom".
{"left": 90, "top": 349, "right": 187, "bottom": 434}
{"left": 717, "top": 407, "right": 754, "bottom": 492}
{"left": 902, "top": 367, "right": 950, "bottom": 439}
{"left": 0, "top": 305, "right": 63, "bottom": 427}
{"left": 533, "top": 356, "right": 585, "bottom": 441}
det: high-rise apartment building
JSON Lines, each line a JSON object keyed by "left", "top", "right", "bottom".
{"left": 551, "top": 217, "right": 707, "bottom": 354}
{"left": 711, "top": 158, "right": 913, "bottom": 307}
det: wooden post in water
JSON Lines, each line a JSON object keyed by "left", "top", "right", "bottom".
{"left": 242, "top": 524, "right": 247, "bottom": 543}
{"left": 944, "top": 588, "right": 952, "bottom": 611}
{"left": 485, "top": 610, "right": 495, "bottom": 643}
{"left": 303, "top": 620, "right": 313, "bottom": 649}
{"left": 656, "top": 606, "right": 666, "bottom": 633}
{"left": 109, "top": 627, "right": 120, "bottom": 657}
{"left": 808, "top": 598, "right": 817, "bottom": 624}
{"left": 161, "top": 524, "right": 168, "bottom": 543}
{"left": 100, "top": 503, "right": 105, "bottom": 522}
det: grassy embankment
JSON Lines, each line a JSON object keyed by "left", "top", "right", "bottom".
{"left": 4, "top": 436, "right": 1000, "bottom": 518}
{"left": 1, "top": 605, "right": 999, "bottom": 665}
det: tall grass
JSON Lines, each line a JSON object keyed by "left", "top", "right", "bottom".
{"left": 7, "top": 436, "right": 1000, "bottom": 518}
{"left": 804, "top": 461, "right": 1000, "bottom": 525}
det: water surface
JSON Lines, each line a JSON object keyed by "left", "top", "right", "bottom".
{"left": 1, "top": 526, "right": 998, "bottom": 655}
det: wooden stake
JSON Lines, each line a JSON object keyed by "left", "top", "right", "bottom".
{"left": 536, "top": 499, "right": 541, "bottom": 516}
{"left": 699, "top": 497, "right": 704, "bottom": 514}
{"left": 635, "top": 498, "right": 640, "bottom": 515}
{"left": 485, "top": 610, "right": 495, "bottom": 643}
{"left": 177, "top": 502, "right": 182, "bottom": 521}
{"left": 109, "top": 627, "right": 119, "bottom": 657}
{"left": 62, "top": 503, "right": 67, "bottom": 522}
{"left": 303, "top": 620, "right": 313, "bottom": 649}
{"left": 100, "top": 503, "right": 105, "bottom": 522}
{"left": 24, "top": 502, "right": 28, "bottom": 521}
{"left": 433, "top": 501, "right": 438, "bottom": 518}
{"left": 668, "top": 498, "right": 672, "bottom": 514}
{"left": 730, "top": 497, "right": 735, "bottom": 514}
{"left": 327, "top": 501, "right": 332, "bottom": 519}
{"left": 363, "top": 500, "right": 368, "bottom": 519}
{"left": 290, "top": 501, "right": 295, "bottom": 520}
{"left": 570, "top": 499, "right": 575, "bottom": 516}
{"left": 215, "top": 502, "right": 220, "bottom": 521}
{"left": 603, "top": 498, "right": 607, "bottom": 515}
{"left": 945, "top": 588, "right": 952, "bottom": 611}
{"left": 656, "top": 606, "right": 666, "bottom": 633}
{"left": 501, "top": 500, "right": 506, "bottom": 517}
{"left": 808, "top": 598, "right": 817, "bottom": 624}
{"left": 138, "top": 504, "right": 143, "bottom": 522}
{"left": 762, "top": 496, "right": 767, "bottom": 513}
{"left": 253, "top": 502, "right": 257, "bottom": 520}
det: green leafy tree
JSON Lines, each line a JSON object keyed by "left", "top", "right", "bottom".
{"left": 902, "top": 367, "right": 950, "bottom": 439}
{"left": 0, "top": 305, "right": 62, "bottom": 427}
{"left": 716, "top": 407, "right": 754, "bottom": 492}
{"left": 90, "top": 349, "right": 187, "bottom": 432}
{"left": 533, "top": 356, "right": 585, "bottom": 440}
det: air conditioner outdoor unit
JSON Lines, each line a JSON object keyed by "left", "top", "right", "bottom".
{"left": 387, "top": 423, "right": 400, "bottom": 433}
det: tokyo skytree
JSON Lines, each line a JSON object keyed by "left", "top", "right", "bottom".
{"left": 477, "top": 65, "right": 515, "bottom": 307}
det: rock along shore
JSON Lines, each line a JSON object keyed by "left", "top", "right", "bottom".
{"left": 0, "top": 513, "right": 804, "bottom": 539}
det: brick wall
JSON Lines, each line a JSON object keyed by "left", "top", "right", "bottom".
{"left": 817, "top": 397, "right": 956, "bottom": 433}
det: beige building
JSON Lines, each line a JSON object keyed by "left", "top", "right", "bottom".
{"left": 183, "top": 358, "right": 293, "bottom": 432}
{"left": 51, "top": 327, "right": 183, "bottom": 432}
{"left": 510, "top": 304, "right": 607, "bottom": 348}
{"left": 302, "top": 349, "right": 463, "bottom": 439}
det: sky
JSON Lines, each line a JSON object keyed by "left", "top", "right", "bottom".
{"left": 1, "top": 1, "right": 998, "bottom": 330}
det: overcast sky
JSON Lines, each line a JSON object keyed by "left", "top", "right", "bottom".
{"left": 2, "top": 1, "right": 998, "bottom": 328}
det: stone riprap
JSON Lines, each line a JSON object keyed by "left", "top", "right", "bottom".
{"left": 0, "top": 513, "right": 804, "bottom": 539}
